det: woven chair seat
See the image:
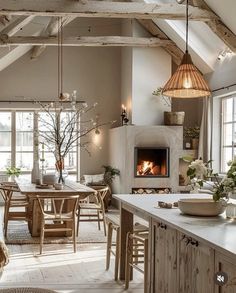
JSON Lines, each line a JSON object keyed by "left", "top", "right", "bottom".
{"left": 79, "top": 203, "right": 102, "bottom": 210}
{"left": 9, "top": 200, "right": 28, "bottom": 207}
{"left": 0, "top": 288, "right": 57, "bottom": 293}
{"left": 44, "top": 212, "right": 73, "bottom": 221}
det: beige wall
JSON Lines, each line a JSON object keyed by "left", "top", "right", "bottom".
{"left": 121, "top": 20, "right": 172, "bottom": 126}
{"left": 0, "top": 18, "right": 122, "bottom": 178}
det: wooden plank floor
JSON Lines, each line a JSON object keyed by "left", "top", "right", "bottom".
{"left": 0, "top": 208, "right": 144, "bottom": 292}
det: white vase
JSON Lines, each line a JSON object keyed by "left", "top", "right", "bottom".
{"left": 226, "top": 203, "right": 236, "bottom": 219}
{"left": 31, "top": 160, "right": 40, "bottom": 183}
{"left": 228, "top": 188, "right": 236, "bottom": 199}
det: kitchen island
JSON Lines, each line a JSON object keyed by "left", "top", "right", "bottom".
{"left": 114, "top": 194, "right": 236, "bottom": 293}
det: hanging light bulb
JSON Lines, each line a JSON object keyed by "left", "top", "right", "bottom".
{"left": 162, "top": 0, "right": 211, "bottom": 98}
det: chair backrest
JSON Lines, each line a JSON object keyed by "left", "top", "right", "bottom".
{"left": 36, "top": 195, "right": 79, "bottom": 220}
{"left": 93, "top": 186, "right": 109, "bottom": 207}
{"left": 0, "top": 184, "right": 19, "bottom": 202}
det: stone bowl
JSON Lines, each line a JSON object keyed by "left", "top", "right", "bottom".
{"left": 178, "top": 198, "right": 226, "bottom": 216}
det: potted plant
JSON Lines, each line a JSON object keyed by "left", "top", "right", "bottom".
{"left": 184, "top": 158, "right": 228, "bottom": 216}
{"left": 186, "top": 158, "right": 233, "bottom": 202}
{"left": 5, "top": 167, "right": 21, "bottom": 181}
{"left": 184, "top": 126, "right": 200, "bottom": 149}
{"left": 153, "top": 87, "right": 185, "bottom": 125}
{"left": 102, "top": 165, "right": 120, "bottom": 186}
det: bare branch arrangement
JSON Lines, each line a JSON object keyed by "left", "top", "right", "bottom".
{"left": 34, "top": 99, "right": 115, "bottom": 183}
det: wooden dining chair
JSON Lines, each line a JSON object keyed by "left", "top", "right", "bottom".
{"left": 77, "top": 186, "right": 109, "bottom": 237}
{"left": 0, "top": 183, "right": 29, "bottom": 237}
{"left": 36, "top": 194, "right": 79, "bottom": 254}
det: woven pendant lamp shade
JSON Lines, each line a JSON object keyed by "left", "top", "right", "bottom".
{"left": 162, "top": 52, "right": 211, "bottom": 98}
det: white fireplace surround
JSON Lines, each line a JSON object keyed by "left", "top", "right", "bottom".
{"left": 109, "top": 125, "right": 183, "bottom": 194}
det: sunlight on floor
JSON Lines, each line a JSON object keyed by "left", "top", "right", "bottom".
{"left": 0, "top": 243, "right": 144, "bottom": 293}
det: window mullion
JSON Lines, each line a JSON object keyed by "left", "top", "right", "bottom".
{"left": 11, "top": 111, "right": 16, "bottom": 168}
{"left": 233, "top": 98, "right": 235, "bottom": 160}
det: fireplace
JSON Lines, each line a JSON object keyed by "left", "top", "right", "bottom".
{"left": 134, "top": 147, "right": 169, "bottom": 178}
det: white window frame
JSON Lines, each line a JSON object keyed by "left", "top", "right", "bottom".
{"left": 0, "top": 110, "right": 79, "bottom": 178}
{"left": 220, "top": 95, "right": 236, "bottom": 173}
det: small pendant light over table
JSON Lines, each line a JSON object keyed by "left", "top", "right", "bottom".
{"left": 162, "top": 0, "right": 211, "bottom": 99}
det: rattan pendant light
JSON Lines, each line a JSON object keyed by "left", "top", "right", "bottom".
{"left": 162, "top": 0, "right": 211, "bottom": 98}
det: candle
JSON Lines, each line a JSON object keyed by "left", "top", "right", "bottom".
{"left": 122, "top": 104, "right": 126, "bottom": 114}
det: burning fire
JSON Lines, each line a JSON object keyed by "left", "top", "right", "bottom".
{"left": 137, "top": 160, "right": 160, "bottom": 176}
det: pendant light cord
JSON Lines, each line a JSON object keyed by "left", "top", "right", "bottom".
{"left": 57, "top": 17, "right": 60, "bottom": 99}
{"left": 57, "top": 17, "right": 64, "bottom": 98}
{"left": 186, "top": 0, "right": 189, "bottom": 53}
{"left": 60, "top": 17, "right": 63, "bottom": 96}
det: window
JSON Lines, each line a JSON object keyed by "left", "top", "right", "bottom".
{"left": 16, "top": 112, "right": 34, "bottom": 171}
{"left": 221, "top": 96, "right": 236, "bottom": 172}
{"left": 0, "top": 112, "right": 11, "bottom": 170}
{"left": 0, "top": 110, "right": 78, "bottom": 175}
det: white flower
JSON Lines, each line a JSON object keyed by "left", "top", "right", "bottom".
{"left": 189, "top": 159, "right": 208, "bottom": 178}
{"left": 221, "top": 177, "right": 235, "bottom": 192}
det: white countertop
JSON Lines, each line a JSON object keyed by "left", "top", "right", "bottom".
{"left": 114, "top": 193, "right": 236, "bottom": 260}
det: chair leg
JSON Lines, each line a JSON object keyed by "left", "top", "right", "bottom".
{"left": 133, "top": 237, "right": 138, "bottom": 265}
{"left": 97, "top": 211, "right": 101, "bottom": 231}
{"left": 73, "top": 218, "right": 77, "bottom": 253}
{"left": 125, "top": 233, "right": 132, "bottom": 290}
{"left": 102, "top": 211, "right": 106, "bottom": 237}
{"left": 144, "top": 238, "right": 149, "bottom": 293}
{"left": 114, "top": 226, "right": 120, "bottom": 281}
{"left": 40, "top": 220, "right": 45, "bottom": 254}
{"left": 4, "top": 203, "right": 10, "bottom": 237}
{"left": 76, "top": 209, "right": 80, "bottom": 237}
{"left": 106, "top": 222, "right": 113, "bottom": 271}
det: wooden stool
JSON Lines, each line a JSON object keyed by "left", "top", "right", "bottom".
{"left": 125, "top": 231, "right": 149, "bottom": 293}
{"left": 105, "top": 211, "right": 148, "bottom": 281}
{"left": 105, "top": 212, "right": 120, "bottom": 280}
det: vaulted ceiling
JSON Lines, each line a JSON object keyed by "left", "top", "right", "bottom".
{"left": 0, "top": 0, "right": 235, "bottom": 75}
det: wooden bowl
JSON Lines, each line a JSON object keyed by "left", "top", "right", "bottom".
{"left": 178, "top": 198, "right": 226, "bottom": 216}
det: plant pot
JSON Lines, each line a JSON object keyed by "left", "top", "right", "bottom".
{"left": 164, "top": 111, "right": 185, "bottom": 126}
{"left": 191, "top": 138, "right": 199, "bottom": 150}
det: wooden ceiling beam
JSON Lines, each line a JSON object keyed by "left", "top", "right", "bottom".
{"left": 191, "top": 0, "right": 236, "bottom": 53}
{"left": 138, "top": 19, "right": 184, "bottom": 65}
{"left": 0, "top": 15, "right": 11, "bottom": 26}
{"left": 0, "top": 15, "right": 34, "bottom": 36}
{"left": 0, "top": 1, "right": 218, "bottom": 21}
{"left": 31, "top": 16, "right": 76, "bottom": 60}
{"left": 0, "top": 35, "right": 175, "bottom": 47}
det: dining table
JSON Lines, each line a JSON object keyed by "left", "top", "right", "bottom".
{"left": 16, "top": 178, "right": 96, "bottom": 237}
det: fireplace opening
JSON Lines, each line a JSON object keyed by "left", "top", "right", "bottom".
{"left": 134, "top": 147, "right": 169, "bottom": 177}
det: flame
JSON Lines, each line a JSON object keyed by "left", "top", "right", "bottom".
{"left": 137, "top": 161, "right": 155, "bottom": 175}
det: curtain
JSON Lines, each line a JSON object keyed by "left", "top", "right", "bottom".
{"left": 198, "top": 97, "right": 212, "bottom": 162}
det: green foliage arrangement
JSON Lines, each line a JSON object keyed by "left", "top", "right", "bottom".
{"left": 184, "top": 126, "right": 200, "bottom": 139}
{"left": 186, "top": 158, "right": 236, "bottom": 201}
{"left": 102, "top": 165, "right": 120, "bottom": 185}
{"left": 5, "top": 167, "right": 21, "bottom": 177}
